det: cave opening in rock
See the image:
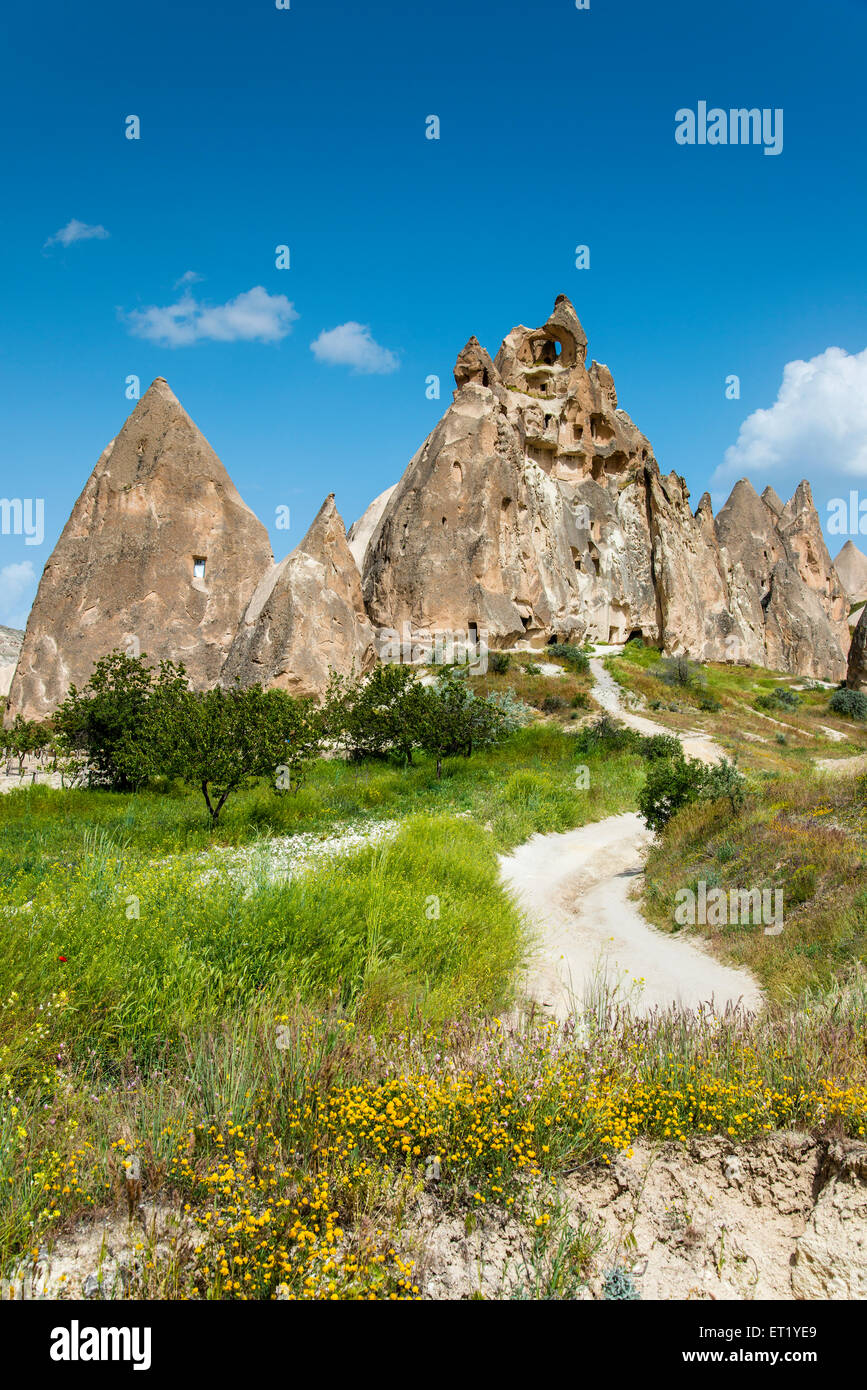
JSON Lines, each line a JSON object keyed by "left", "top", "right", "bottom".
{"left": 193, "top": 557, "right": 207, "bottom": 579}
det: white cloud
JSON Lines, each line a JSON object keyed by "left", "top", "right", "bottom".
{"left": 174, "top": 269, "right": 203, "bottom": 288}
{"left": 44, "top": 218, "right": 110, "bottom": 249}
{"left": 715, "top": 346, "right": 867, "bottom": 483}
{"left": 125, "top": 286, "right": 298, "bottom": 347}
{"left": 0, "top": 562, "right": 36, "bottom": 629}
{"left": 310, "top": 322, "right": 399, "bottom": 374}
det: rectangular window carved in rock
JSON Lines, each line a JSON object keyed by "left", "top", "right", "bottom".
{"left": 193, "top": 557, "right": 207, "bottom": 579}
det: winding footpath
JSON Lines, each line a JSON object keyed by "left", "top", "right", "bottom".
{"left": 501, "top": 650, "right": 764, "bottom": 1019}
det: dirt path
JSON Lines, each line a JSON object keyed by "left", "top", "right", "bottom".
{"left": 503, "top": 653, "right": 760, "bottom": 1019}
{"left": 589, "top": 657, "right": 724, "bottom": 765}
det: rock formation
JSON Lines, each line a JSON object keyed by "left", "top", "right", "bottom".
{"left": 0, "top": 627, "right": 23, "bottom": 700}
{"left": 347, "top": 485, "right": 396, "bottom": 573}
{"left": 221, "top": 494, "right": 376, "bottom": 697}
{"left": 361, "top": 296, "right": 849, "bottom": 680}
{"left": 846, "top": 604, "right": 867, "bottom": 689}
{"left": 834, "top": 540, "right": 867, "bottom": 604}
{"left": 5, "top": 305, "right": 854, "bottom": 716}
{"left": 4, "top": 379, "right": 274, "bottom": 723}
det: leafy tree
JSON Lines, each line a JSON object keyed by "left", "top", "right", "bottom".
{"left": 53, "top": 651, "right": 161, "bottom": 789}
{"left": 323, "top": 663, "right": 425, "bottom": 763}
{"left": 140, "top": 680, "right": 322, "bottom": 825}
{"left": 416, "top": 670, "right": 506, "bottom": 778}
{"left": 5, "top": 714, "right": 47, "bottom": 775}
{"left": 639, "top": 752, "right": 746, "bottom": 832}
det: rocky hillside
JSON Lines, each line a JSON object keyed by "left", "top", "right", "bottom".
{"left": 4, "top": 298, "right": 852, "bottom": 723}
{"left": 360, "top": 296, "right": 848, "bottom": 680}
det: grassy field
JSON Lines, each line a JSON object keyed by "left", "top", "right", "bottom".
{"left": 605, "top": 639, "right": 867, "bottom": 774}
{"left": 642, "top": 765, "right": 867, "bottom": 1000}
{"left": 2, "top": 660, "right": 867, "bottom": 1299}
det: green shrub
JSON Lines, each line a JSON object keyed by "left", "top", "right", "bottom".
{"left": 547, "top": 643, "right": 590, "bottom": 674}
{"left": 638, "top": 754, "right": 705, "bottom": 832}
{"left": 829, "top": 688, "right": 867, "bottom": 720}
{"left": 639, "top": 733, "right": 683, "bottom": 762}
{"left": 699, "top": 696, "right": 721, "bottom": 713}
{"left": 484, "top": 688, "right": 534, "bottom": 732}
{"left": 571, "top": 715, "right": 641, "bottom": 757}
{"left": 789, "top": 864, "right": 818, "bottom": 907}
{"left": 756, "top": 687, "right": 801, "bottom": 713}
{"left": 489, "top": 651, "right": 511, "bottom": 675}
{"left": 540, "top": 694, "right": 567, "bottom": 713}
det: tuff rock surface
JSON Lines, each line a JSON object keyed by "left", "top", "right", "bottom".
{"left": 847, "top": 604, "right": 867, "bottom": 690}
{"left": 835, "top": 540, "right": 867, "bottom": 603}
{"left": 4, "top": 379, "right": 274, "bottom": 723}
{"left": 221, "top": 494, "right": 376, "bottom": 698}
{"left": 0, "top": 626, "right": 23, "bottom": 699}
{"left": 361, "top": 296, "right": 848, "bottom": 679}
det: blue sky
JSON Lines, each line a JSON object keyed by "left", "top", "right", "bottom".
{"left": 2, "top": 0, "right": 866, "bottom": 627}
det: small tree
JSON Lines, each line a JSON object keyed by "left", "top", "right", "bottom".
{"left": 323, "top": 663, "right": 424, "bottom": 763}
{"left": 140, "top": 680, "right": 321, "bottom": 825}
{"left": 700, "top": 758, "right": 747, "bottom": 815}
{"left": 53, "top": 650, "right": 159, "bottom": 789}
{"left": 658, "top": 656, "right": 704, "bottom": 690}
{"left": 417, "top": 671, "right": 505, "bottom": 778}
{"left": 638, "top": 753, "right": 704, "bottom": 832}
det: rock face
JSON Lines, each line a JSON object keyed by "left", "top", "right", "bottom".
{"left": 5, "top": 379, "right": 274, "bottom": 723}
{"left": 347, "top": 485, "right": 397, "bottom": 573}
{"left": 362, "top": 296, "right": 849, "bottom": 679}
{"left": 847, "top": 605, "right": 867, "bottom": 689}
{"left": 0, "top": 627, "right": 23, "bottom": 699}
{"left": 221, "top": 494, "right": 376, "bottom": 698}
{"left": 835, "top": 540, "right": 867, "bottom": 602}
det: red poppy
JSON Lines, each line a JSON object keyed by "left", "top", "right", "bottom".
{"left": 58, "top": 956, "right": 67, "bottom": 962}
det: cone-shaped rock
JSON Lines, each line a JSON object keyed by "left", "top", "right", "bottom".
{"left": 221, "top": 494, "right": 375, "bottom": 698}
{"left": 5, "top": 379, "right": 273, "bottom": 723}
{"left": 835, "top": 540, "right": 867, "bottom": 603}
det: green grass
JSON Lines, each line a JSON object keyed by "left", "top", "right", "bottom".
{"left": 605, "top": 647, "right": 867, "bottom": 775}
{"left": 0, "top": 816, "right": 529, "bottom": 1080}
{"left": 0, "top": 725, "right": 646, "bottom": 1075}
{"left": 643, "top": 767, "right": 867, "bottom": 999}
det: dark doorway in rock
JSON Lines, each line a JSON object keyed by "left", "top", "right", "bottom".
{"left": 468, "top": 621, "right": 479, "bottom": 648}
{"left": 626, "top": 628, "right": 643, "bottom": 643}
